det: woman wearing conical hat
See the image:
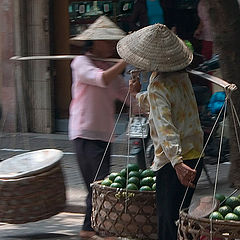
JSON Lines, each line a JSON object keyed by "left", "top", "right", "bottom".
{"left": 117, "top": 24, "right": 204, "bottom": 240}
{"left": 69, "top": 16, "right": 128, "bottom": 239}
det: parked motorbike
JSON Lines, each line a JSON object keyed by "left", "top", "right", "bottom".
{"left": 194, "top": 54, "right": 219, "bottom": 73}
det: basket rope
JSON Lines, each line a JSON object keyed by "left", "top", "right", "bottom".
{"left": 230, "top": 97, "right": 240, "bottom": 152}
{"left": 0, "top": 64, "right": 65, "bottom": 224}
{"left": 179, "top": 95, "right": 226, "bottom": 213}
{"left": 179, "top": 84, "right": 240, "bottom": 240}
{"left": 92, "top": 69, "right": 148, "bottom": 214}
{"left": 93, "top": 88, "right": 131, "bottom": 183}
{"left": 124, "top": 84, "right": 131, "bottom": 214}
{"left": 125, "top": 70, "right": 149, "bottom": 213}
{"left": 210, "top": 96, "right": 228, "bottom": 240}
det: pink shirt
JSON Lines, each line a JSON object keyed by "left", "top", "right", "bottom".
{"left": 198, "top": 0, "right": 213, "bottom": 41}
{"left": 68, "top": 55, "right": 129, "bottom": 142}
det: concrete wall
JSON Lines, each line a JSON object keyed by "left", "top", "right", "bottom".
{"left": 0, "top": 0, "right": 53, "bottom": 133}
{"left": 0, "top": 0, "right": 17, "bottom": 132}
{"left": 26, "top": 0, "right": 52, "bottom": 133}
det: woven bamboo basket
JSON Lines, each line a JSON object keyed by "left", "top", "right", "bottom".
{"left": 0, "top": 151, "right": 66, "bottom": 224}
{"left": 178, "top": 209, "right": 240, "bottom": 240}
{"left": 91, "top": 181, "right": 157, "bottom": 240}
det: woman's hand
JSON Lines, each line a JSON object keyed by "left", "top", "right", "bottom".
{"left": 174, "top": 162, "right": 196, "bottom": 188}
{"left": 129, "top": 73, "right": 141, "bottom": 96}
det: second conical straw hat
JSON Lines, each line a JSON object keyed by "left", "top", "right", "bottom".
{"left": 117, "top": 24, "right": 193, "bottom": 72}
{"left": 70, "top": 15, "right": 126, "bottom": 43}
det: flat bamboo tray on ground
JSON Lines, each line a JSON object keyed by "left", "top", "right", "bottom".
{"left": 91, "top": 181, "right": 157, "bottom": 240}
{"left": 178, "top": 209, "right": 240, "bottom": 240}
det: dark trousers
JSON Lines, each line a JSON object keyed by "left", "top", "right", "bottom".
{"left": 156, "top": 159, "right": 203, "bottom": 240}
{"left": 74, "top": 138, "right": 111, "bottom": 231}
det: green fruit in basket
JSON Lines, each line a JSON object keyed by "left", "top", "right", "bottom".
{"left": 152, "top": 183, "right": 156, "bottom": 191}
{"left": 139, "top": 186, "right": 152, "bottom": 191}
{"left": 233, "top": 205, "right": 240, "bottom": 217}
{"left": 126, "top": 163, "right": 139, "bottom": 172}
{"left": 225, "top": 196, "right": 240, "bottom": 209}
{"left": 109, "top": 172, "right": 120, "bottom": 182}
{"left": 126, "top": 183, "right": 138, "bottom": 190}
{"left": 110, "top": 182, "right": 123, "bottom": 188}
{"left": 120, "top": 168, "right": 127, "bottom": 177}
{"left": 140, "top": 169, "right": 155, "bottom": 178}
{"left": 128, "top": 170, "right": 141, "bottom": 179}
{"left": 209, "top": 211, "right": 224, "bottom": 220}
{"left": 153, "top": 176, "right": 156, "bottom": 182}
{"left": 128, "top": 176, "right": 140, "bottom": 186}
{"left": 140, "top": 177, "right": 155, "bottom": 187}
{"left": 218, "top": 205, "right": 232, "bottom": 217}
{"left": 215, "top": 193, "right": 225, "bottom": 203}
{"left": 114, "top": 176, "right": 126, "bottom": 186}
{"left": 224, "top": 213, "right": 239, "bottom": 221}
{"left": 101, "top": 178, "right": 112, "bottom": 186}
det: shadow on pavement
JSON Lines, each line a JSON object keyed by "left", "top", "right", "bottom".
{"left": 4, "top": 233, "right": 72, "bottom": 239}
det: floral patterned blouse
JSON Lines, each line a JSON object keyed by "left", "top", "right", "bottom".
{"left": 136, "top": 71, "right": 203, "bottom": 171}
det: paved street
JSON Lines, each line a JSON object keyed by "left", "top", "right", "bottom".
{"left": 0, "top": 132, "right": 237, "bottom": 240}
{"left": 0, "top": 213, "right": 85, "bottom": 240}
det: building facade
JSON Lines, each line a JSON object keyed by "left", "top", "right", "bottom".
{"left": 0, "top": 0, "right": 134, "bottom": 133}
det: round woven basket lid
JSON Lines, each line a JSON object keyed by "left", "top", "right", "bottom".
{"left": 0, "top": 149, "right": 63, "bottom": 179}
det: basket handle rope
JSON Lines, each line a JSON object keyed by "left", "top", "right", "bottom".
{"left": 92, "top": 88, "right": 131, "bottom": 183}
{"left": 1, "top": 60, "right": 57, "bottom": 156}
{"left": 0, "top": 101, "right": 32, "bottom": 154}
{"left": 92, "top": 69, "right": 146, "bottom": 184}
{"left": 230, "top": 97, "right": 240, "bottom": 153}
{"left": 179, "top": 86, "right": 240, "bottom": 240}
{"left": 179, "top": 97, "right": 227, "bottom": 213}
{"left": 124, "top": 69, "right": 147, "bottom": 212}
{"left": 92, "top": 69, "right": 146, "bottom": 213}
{"left": 128, "top": 69, "right": 149, "bottom": 166}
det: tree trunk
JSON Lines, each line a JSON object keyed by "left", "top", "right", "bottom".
{"left": 207, "top": 0, "right": 240, "bottom": 188}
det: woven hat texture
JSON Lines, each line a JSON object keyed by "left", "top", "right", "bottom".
{"left": 117, "top": 24, "right": 193, "bottom": 72}
{"left": 70, "top": 16, "right": 126, "bottom": 43}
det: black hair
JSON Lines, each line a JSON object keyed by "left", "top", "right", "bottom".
{"left": 80, "top": 40, "right": 94, "bottom": 54}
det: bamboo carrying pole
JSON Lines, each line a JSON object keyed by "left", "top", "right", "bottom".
{"left": 10, "top": 55, "right": 121, "bottom": 62}
{"left": 10, "top": 55, "right": 237, "bottom": 91}
{"left": 187, "top": 69, "right": 237, "bottom": 91}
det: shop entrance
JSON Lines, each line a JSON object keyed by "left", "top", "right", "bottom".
{"left": 52, "top": 0, "right": 134, "bottom": 132}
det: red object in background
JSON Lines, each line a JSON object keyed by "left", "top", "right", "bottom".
{"left": 202, "top": 40, "right": 213, "bottom": 60}
{"left": 200, "top": 236, "right": 223, "bottom": 240}
{"left": 200, "top": 40, "right": 214, "bottom": 93}
{"left": 133, "top": 140, "right": 140, "bottom": 145}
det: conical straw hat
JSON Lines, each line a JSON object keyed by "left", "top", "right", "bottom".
{"left": 117, "top": 24, "right": 193, "bottom": 72}
{"left": 70, "top": 16, "right": 126, "bottom": 45}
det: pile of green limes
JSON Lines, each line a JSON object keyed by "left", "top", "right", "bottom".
{"left": 101, "top": 163, "right": 156, "bottom": 191}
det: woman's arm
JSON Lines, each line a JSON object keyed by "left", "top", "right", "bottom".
{"left": 102, "top": 60, "right": 127, "bottom": 85}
